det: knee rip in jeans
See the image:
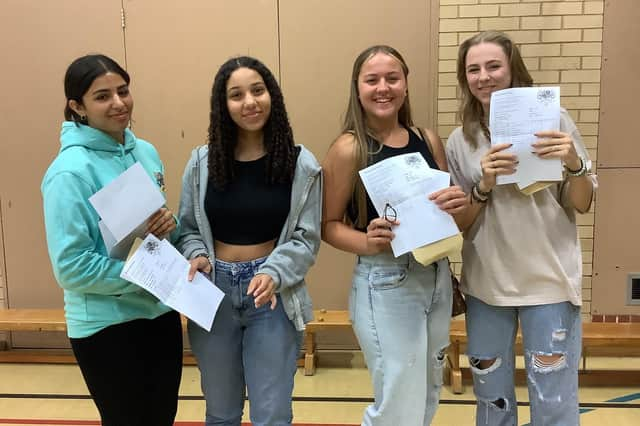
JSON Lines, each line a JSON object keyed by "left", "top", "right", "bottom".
{"left": 469, "top": 356, "right": 502, "bottom": 375}
{"left": 530, "top": 351, "right": 567, "bottom": 373}
{"left": 552, "top": 328, "right": 567, "bottom": 342}
{"left": 478, "top": 396, "right": 510, "bottom": 413}
{"left": 435, "top": 346, "right": 448, "bottom": 366}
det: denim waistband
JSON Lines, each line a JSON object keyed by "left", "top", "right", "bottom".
{"left": 215, "top": 255, "right": 268, "bottom": 275}
{"left": 357, "top": 251, "right": 414, "bottom": 267}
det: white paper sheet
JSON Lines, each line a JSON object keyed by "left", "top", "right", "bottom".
{"left": 89, "top": 162, "right": 166, "bottom": 259}
{"left": 121, "top": 234, "right": 223, "bottom": 331}
{"left": 489, "top": 87, "right": 563, "bottom": 188}
{"left": 358, "top": 153, "right": 460, "bottom": 256}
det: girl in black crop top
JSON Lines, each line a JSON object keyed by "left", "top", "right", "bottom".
{"left": 346, "top": 127, "right": 440, "bottom": 230}
{"left": 322, "top": 45, "right": 469, "bottom": 425}
{"left": 179, "top": 56, "right": 320, "bottom": 425}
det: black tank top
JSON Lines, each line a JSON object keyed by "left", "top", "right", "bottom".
{"left": 347, "top": 128, "right": 439, "bottom": 230}
{"left": 205, "top": 155, "right": 292, "bottom": 245}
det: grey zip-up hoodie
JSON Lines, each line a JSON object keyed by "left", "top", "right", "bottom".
{"left": 176, "top": 145, "right": 322, "bottom": 330}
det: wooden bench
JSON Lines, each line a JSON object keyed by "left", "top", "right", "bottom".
{"left": 303, "top": 309, "right": 352, "bottom": 375}
{"left": 448, "top": 320, "right": 640, "bottom": 393}
{"left": 0, "top": 309, "right": 68, "bottom": 332}
{"left": 4, "top": 308, "right": 640, "bottom": 389}
{"left": 0, "top": 308, "right": 198, "bottom": 364}
{"left": 303, "top": 310, "right": 640, "bottom": 394}
{"left": 0, "top": 308, "right": 306, "bottom": 367}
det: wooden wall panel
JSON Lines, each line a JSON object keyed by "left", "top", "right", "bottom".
{"left": 0, "top": 1, "right": 125, "bottom": 347}
{"left": 592, "top": 169, "right": 640, "bottom": 314}
{"left": 122, "top": 0, "right": 279, "bottom": 212}
{"left": 1, "top": 0, "right": 436, "bottom": 350}
{"left": 278, "top": 0, "right": 439, "bottom": 313}
{"left": 592, "top": 0, "right": 640, "bottom": 315}
{"left": 597, "top": 0, "right": 640, "bottom": 168}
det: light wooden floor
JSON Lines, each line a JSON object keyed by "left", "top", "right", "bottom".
{"left": 0, "top": 354, "right": 638, "bottom": 425}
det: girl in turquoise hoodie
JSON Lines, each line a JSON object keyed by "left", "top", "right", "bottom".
{"left": 41, "top": 54, "right": 182, "bottom": 426}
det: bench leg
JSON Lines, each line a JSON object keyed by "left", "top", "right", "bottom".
{"left": 447, "top": 342, "right": 463, "bottom": 394}
{"left": 304, "top": 330, "right": 316, "bottom": 376}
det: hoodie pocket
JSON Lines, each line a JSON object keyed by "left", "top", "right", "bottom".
{"left": 85, "top": 294, "right": 120, "bottom": 323}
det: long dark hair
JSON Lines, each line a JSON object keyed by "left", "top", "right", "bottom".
{"left": 342, "top": 45, "right": 413, "bottom": 228}
{"left": 457, "top": 31, "right": 533, "bottom": 147}
{"left": 207, "top": 56, "right": 297, "bottom": 190}
{"left": 63, "top": 54, "right": 130, "bottom": 124}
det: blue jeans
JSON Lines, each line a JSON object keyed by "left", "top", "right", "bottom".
{"left": 465, "top": 295, "right": 582, "bottom": 426}
{"left": 350, "top": 253, "right": 452, "bottom": 426}
{"left": 188, "top": 257, "right": 298, "bottom": 426}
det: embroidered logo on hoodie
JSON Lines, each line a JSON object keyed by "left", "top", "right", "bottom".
{"left": 155, "top": 172, "right": 166, "bottom": 192}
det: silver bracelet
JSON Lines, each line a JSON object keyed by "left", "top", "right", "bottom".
{"left": 471, "top": 184, "right": 490, "bottom": 203}
{"left": 565, "top": 157, "right": 587, "bottom": 177}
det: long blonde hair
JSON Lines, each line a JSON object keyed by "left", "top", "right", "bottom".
{"left": 457, "top": 31, "right": 533, "bottom": 147}
{"left": 342, "top": 45, "right": 414, "bottom": 228}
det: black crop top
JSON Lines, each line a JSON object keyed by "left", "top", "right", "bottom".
{"left": 205, "top": 155, "right": 292, "bottom": 245}
{"left": 347, "top": 128, "right": 439, "bottom": 230}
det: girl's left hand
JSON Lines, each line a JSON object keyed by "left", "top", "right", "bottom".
{"left": 147, "top": 207, "right": 176, "bottom": 238}
{"left": 429, "top": 185, "right": 469, "bottom": 215}
{"left": 247, "top": 273, "right": 278, "bottom": 310}
{"left": 532, "top": 130, "right": 582, "bottom": 170}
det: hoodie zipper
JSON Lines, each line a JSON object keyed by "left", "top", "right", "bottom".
{"left": 287, "top": 169, "right": 318, "bottom": 330}
{"left": 285, "top": 173, "right": 315, "bottom": 239}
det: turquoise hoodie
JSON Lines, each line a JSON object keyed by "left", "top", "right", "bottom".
{"left": 42, "top": 122, "right": 178, "bottom": 338}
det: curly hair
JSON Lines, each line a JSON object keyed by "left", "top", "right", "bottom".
{"left": 207, "top": 56, "right": 297, "bottom": 190}
{"left": 457, "top": 31, "right": 533, "bottom": 147}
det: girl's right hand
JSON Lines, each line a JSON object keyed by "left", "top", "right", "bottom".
{"left": 479, "top": 143, "right": 518, "bottom": 192}
{"left": 364, "top": 217, "right": 398, "bottom": 255}
{"left": 187, "top": 256, "right": 212, "bottom": 281}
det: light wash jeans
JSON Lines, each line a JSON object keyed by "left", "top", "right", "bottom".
{"left": 188, "top": 257, "right": 298, "bottom": 426}
{"left": 465, "top": 295, "right": 582, "bottom": 426}
{"left": 350, "top": 252, "right": 452, "bottom": 426}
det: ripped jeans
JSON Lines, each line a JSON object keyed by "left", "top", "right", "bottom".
{"left": 350, "top": 253, "right": 452, "bottom": 426}
{"left": 465, "top": 295, "right": 582, "bottom": 426}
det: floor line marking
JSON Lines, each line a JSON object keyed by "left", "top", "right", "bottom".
{"left": 520, "top": 392, "right": 640, "bottom": 426}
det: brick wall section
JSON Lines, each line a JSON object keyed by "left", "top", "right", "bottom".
{"left": 438, "top": 0, "right": 604, "bottom": 322}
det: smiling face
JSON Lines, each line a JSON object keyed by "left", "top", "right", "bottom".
{"left": 465, "top": 42, "right": 512, "bottom": 112}
{"left": 68, "top": 72, "right": 133, "bottom": 143}
{"left": 357, "top": 52, "right": 408, "bottom": 123}
{"left": 225, "top": 67, "right": 272, "bottom": 135}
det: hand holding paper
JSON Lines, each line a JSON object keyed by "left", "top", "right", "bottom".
{"left": 489, "top": 87, "right": 563, "bottom": 191}
{"left": 358, "top": 153, "right": 460, "bottom": 257}
{"left": 187, "top": 256, "right": 212, "bottom": 281}
{"left": 478, "top": 143, "right": 518, "bottom": 193}
{"left": 121, "top": 234, "right": 224, "bottom": 331}
{"left": 89, "top": 162, "right": 166, "bottom": 258}
{"left": 362, "top": 215, "right": 398, "bottom": 255}
{"left": 532, "top": 129, "right": 582, "bottom": 169}
{"left": 428, "top": 185, "right": 469, "bottom": 215}
{"left": 146, "top": 207, "right": 177, "bottom": 238}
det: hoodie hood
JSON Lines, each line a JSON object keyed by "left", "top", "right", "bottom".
{"left": 60, "top": 121, "right": 137, "bottom": 154}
